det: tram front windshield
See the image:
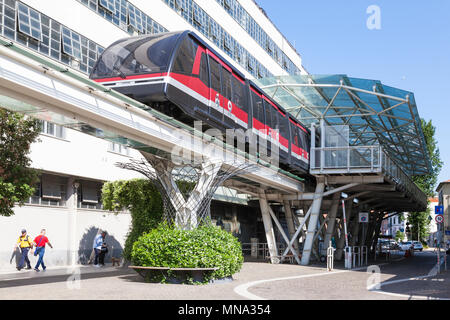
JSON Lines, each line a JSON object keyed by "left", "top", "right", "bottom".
{"left": 91, "top": 32, "right": 181, "bottom": 79}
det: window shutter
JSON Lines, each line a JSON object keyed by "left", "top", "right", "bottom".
{"left": 82, "top": 182, "right": 99, "bottom": 204}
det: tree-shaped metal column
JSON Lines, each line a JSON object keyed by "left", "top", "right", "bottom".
{"left": 116, "top": 154, "right": 255, "bottom": 230}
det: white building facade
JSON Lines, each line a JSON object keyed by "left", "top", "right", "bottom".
{"left": 0, "top": 0, "right": 306, "bottom": 272}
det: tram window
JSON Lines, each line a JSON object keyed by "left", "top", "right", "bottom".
{"left": 279, "top": 114, "right": 289, "bottom": 140}
{"left": 209, "top": 58, "right": 221, "bottom": 94}
{"left": 264, "top": 100, "right": 272, "bottom": 129}
{"left": 299, "top": 128, "right": 310, "bottom": 152}
{"left": 271, "top": 105, "right": 279, "bottom": 131}
{"left": 199, "top": 53, "right": 209, "bottom": 86}
{"left": 232, "top": 76, "right": 246, "bottom": 112}
{"left": 251, "top": 89, "right": 264, "bottom": 124}
{"left": 91, "top": 33, "right": 179, "bottom": 78}
{"left": 291, "top": 121, "right": 300, "bottom": 148}
{"left": 172, "top": 37, "right": 198, "bottom": 75}
{"left": 222, "top": 68, "right": 232, "bottom": 101}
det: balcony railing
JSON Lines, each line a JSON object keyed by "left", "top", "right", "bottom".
{"left": 310, "top": 145, "right": 427, "bottom": 207}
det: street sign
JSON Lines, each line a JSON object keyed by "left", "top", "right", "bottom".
{"left": 445, "top": 231, "right": 450, "bottom": 236}
{"left": 436, "top": 215, "right": 444, "bottom": 224}
{"left": 400, "top": 228, "right": 404, "bottom": 232}
{"left": 359, "top": 212, "right": 369, "bottom": 223}
{"left": 435, "top": 206, "right": 444, "bottom": 215}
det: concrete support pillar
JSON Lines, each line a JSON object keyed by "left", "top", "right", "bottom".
{"left": 283, "top": 200, "right": 299, "bottom": 255}
{"left": 363, "top": 215, "right": 377, "bottom": 247}
{"left": 67, "top": 178, "right": 78, "bottom": 266}
{"left": 322, "top": 192, "right": 341, "bottom": 256}
{"left": 259, "top": 193, "right": 279, "bottom": 264}
{"left": 369, "top": 214, "right": 383, "bottom": 253}
{"left": 336, "top": 200, "right": 354, "bottom": 260}
{"left": 301, "top": 178, "right": 325, "bottom": 265}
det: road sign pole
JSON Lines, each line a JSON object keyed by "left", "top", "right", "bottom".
{"left": 444, "top": 215, "right": 447, "bottom": 272}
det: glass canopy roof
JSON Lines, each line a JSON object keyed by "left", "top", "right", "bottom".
{"left": 255, "top": 74, "right": 431, "bottom": 176}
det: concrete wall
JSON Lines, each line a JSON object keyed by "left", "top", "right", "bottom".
{"left": 0, "top": 205, "right": 131, "bottom": 273}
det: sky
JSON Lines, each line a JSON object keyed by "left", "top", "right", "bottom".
{"left": 256, "top": 0, "right": 450, "bottom": 187}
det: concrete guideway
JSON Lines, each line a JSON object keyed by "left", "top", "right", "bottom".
{"left": 0, "top": 38, "right": 304, "bottom": 196}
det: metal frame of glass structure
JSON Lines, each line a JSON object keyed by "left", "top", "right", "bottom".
{"left": 256, "top": 74, "right": 431, "bottom": 176}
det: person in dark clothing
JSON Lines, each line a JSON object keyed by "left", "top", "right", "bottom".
{"left": 16, "top": 229, "right": 33, "bottom": 271}
{"left": 99, "top": 242, "right": 108, "bottom": 266}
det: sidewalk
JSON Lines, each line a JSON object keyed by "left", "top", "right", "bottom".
{"left": 0, "top": 264, "right": 131, "bottom": 285}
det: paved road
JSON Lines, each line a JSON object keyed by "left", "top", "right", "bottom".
{"left": 0, "top": 250, "right": 447, "bottom": 300}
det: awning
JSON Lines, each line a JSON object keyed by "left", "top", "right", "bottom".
{"left": 255, "top": 74, "right": 431, "bottom": 176}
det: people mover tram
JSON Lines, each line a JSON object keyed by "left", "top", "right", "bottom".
{"left": 90, "top": 30, "right": 310, "bottom": 174}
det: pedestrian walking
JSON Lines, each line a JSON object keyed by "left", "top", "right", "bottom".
{"left": 93, "top": 231, "right": 107, "bottom": 267}
{"left": 16, "top": 229, "right": 33, "bottom": 271}
{"left": 33, "top": 229, "right": 53, "bottom": 272}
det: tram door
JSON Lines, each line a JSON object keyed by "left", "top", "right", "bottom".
{"left": 207, "top": 52, "right": 224, "bottom": 126}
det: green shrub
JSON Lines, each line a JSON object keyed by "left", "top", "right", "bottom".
{"left": 131, "top": 224, "right": 244, "bottom": 283}
{"left": 102, "top": 179, "right": 163, "bottom": 260}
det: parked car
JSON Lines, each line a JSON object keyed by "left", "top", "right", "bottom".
{"left": 412, "top": 241, "right": 423, "bottom": 251}
{"left": 378, "top": 239, "right": 399, "bottom": 252}
{"left": 399, "top": 241, "right": 413, "bottom": 251}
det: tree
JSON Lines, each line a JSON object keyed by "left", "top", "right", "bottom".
{"left": 102, "top": 179, "right": 163, "bottom": 260}
{"left": 409, "top": 119, "right": 443, "bottom": 242}
{"left": 0, "top": 110, "right": 41, "bottom": 216}
{"left": 395, "top": 230, "right": 405, "bottom": 242}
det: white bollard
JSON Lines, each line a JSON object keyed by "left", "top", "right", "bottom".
{"left": 327, "top": 241, "right": 334, "bottom": 271}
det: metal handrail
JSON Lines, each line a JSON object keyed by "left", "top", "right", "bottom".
{"left": 310, "top": 144, "right": 427, "bottom": 208}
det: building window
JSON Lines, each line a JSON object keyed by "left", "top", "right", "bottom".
{"left": 77, "top": 180, "right": 104, "bottom": 210}
{"left": 40, "top": 120, "right": 66, "bottom": 139}
{"left": 127, "top": 3, "right": 144, "bottom": 34}
{"left": 61, "top": 26, "right": 82, "bottom": 60}
{"left": 17, "top": 2, "right": 42, "bottom": 41}
{"left": 98, "top": 0, "right": 115, "bottom": 13}
{"left": 25, "top": 174, "right": 67, "bottom": 207}
{"left": 108, "top": 142, "right": 130, "bottom": 156}
{"left": 0, "top": 1, "right": 104, "bottom": 75}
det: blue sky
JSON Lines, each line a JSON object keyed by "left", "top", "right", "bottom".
{"left": 257, "top": 0, "right": 450, "bottom": 187}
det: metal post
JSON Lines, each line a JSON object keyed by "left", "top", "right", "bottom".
{"left": 327, "top": 241, "right": 334, "bottom": 271}
{"left": 320, "top": 119, "right": 325, "bottom": 172}
{"left": 311, "top": 123, "right": 316, "bottom": 169}
{"left": 336, "top": 200, "right": 354, "bottom": 260}
{"left": 342, "top": 200, "right": 352, "bottom": 269}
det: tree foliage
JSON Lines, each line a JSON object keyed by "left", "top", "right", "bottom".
{"left": 395, "top": 230, "right": 405, "bottom": 242}
{"left": 409, "top": 119, "right": 443, "bottom": 242}
{"left": 412, "top": 119, "right": 443, "bottom": 197}
{"left": 102, "top": 179, "right": 163, "bottom": 260}
{"left": 0, "top": 110, "right": 41, "bottom": 216}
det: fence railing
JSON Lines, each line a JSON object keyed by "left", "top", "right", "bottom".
{"left": 311, "top": 145, "right": 381, "bottom": 172}
{"left": 311, "top": 145, "right": 427, "bottom": 207}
